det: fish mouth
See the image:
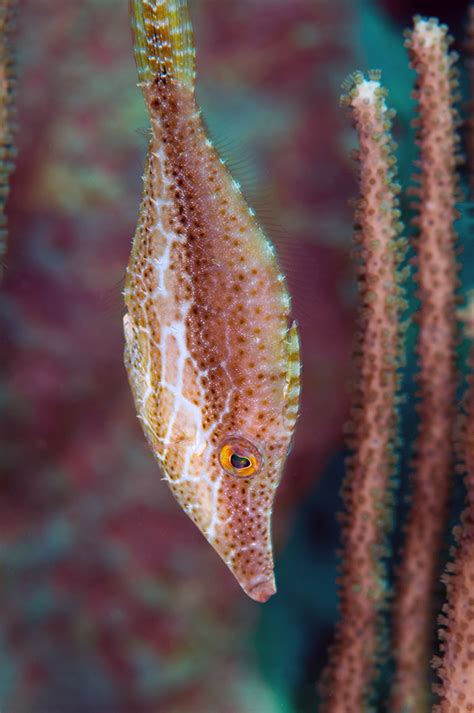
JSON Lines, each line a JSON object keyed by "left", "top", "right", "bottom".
{"left": 246, "top": 576, "right": 277, "bottom": 603}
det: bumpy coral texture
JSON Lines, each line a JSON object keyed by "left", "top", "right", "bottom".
{"left": 391, "top": 18, "right": 461, "bottom": 713}
{"left": 0, "top": 0, "right": 15, "bottom": 275}
{"left": 321, "top": 73, "right": 406, "bottom": 713}
{"left": 433, "top": 295, "right": 474, "bottom": 712}
{"left": 467, "top": 5, "right": 474, "bottom": 199}
{"left": 433, "top": 347, "right": 474, "bottom": 711}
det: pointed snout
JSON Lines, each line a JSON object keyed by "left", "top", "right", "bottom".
{"left": 246, "top": 575, "right": 277, "bottom": 603}
{"left": 213, "top": 467, "right": 281, "bottom": 604}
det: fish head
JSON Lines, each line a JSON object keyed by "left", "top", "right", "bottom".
{"left": 163, "top": 426, "right": 294, "bottom": 603}
{"left": 124, "top": 312, "right": 300, "bottom": 603}
{"left": 204, "top": 430, "right": 292, "bottom": 603}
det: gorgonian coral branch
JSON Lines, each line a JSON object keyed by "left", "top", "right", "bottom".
{"left": 321, "top": 71, "right": 406, "bottom": 712}
{"left": 390, "top": 17, "right": 461, "bottom": 713}
{"left": 432, "top": 294, "right": 474, "bottom": 712}
{"left": 0, "top": 0, "right": 16, "bottom": 277}
{"left": 465, "top": 5, "right": 474, "bottom": 198}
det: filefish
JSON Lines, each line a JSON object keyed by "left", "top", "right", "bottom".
{"left": 124, "top": 0, "right": 300, "bottom": 602}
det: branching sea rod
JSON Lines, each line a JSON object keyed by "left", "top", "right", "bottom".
{"left": 321, "top": 71, "right": 406, "bottom": 712}
{"left": 433, "top": 295, "right": 474, "bottom": 712}
{"left": 391, "top": 18, "right": 462, "bottom": 713}
{"left": 0, "top": 0, "right": 16, "bottom": 278}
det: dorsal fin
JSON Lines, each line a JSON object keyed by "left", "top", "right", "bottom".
{"left": 284, "top": 321, "right": 301, "bottom": 427}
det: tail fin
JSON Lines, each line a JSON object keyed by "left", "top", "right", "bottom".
{"left": 129, "top": 0, "right": 195, "bottom": 88}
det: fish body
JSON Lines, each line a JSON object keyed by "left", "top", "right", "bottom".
{"left": 124, "top": 0, "right": 300, "bottom": 602}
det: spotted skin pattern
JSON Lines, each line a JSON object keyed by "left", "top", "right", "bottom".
{"left": 124, "top": 0, "right": 300, "bottom": 602}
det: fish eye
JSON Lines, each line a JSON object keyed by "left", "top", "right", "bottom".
{"left": 218, "top": 436, "right": 263, "bottom": 478}
{"left": 230, "top": 453, "right": 251, "bottom": 469}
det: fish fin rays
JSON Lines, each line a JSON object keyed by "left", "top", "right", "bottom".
{"left": 129, "top": 0, "right": 195, "bottom": 87}
{"left": 284, "top": 320, "right": 301, "bottom": 428}
{"left": 123, "top": 313, "right": 143, "bottom": 384}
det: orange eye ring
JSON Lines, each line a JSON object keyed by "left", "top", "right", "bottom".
{"left": 218, "top": 436, "right": 263, "bottom": 479}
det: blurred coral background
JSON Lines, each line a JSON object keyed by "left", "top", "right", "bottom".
{"left": 0, "top": 0, "right": 471, "bottom": 712}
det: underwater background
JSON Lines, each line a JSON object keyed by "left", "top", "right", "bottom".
{"left": 0, "top": 0, "right": 472, "bottom": 711}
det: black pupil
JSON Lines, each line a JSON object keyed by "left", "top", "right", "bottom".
{"left": 230, "top": 452, "right": 251, "bottom": 470}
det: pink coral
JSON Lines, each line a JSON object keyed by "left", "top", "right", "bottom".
{"left": 321, "top": 71, "right": 406, "bottom": 712}
{"left": 391, "top": 18, "right": 462, "bottom": 712}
